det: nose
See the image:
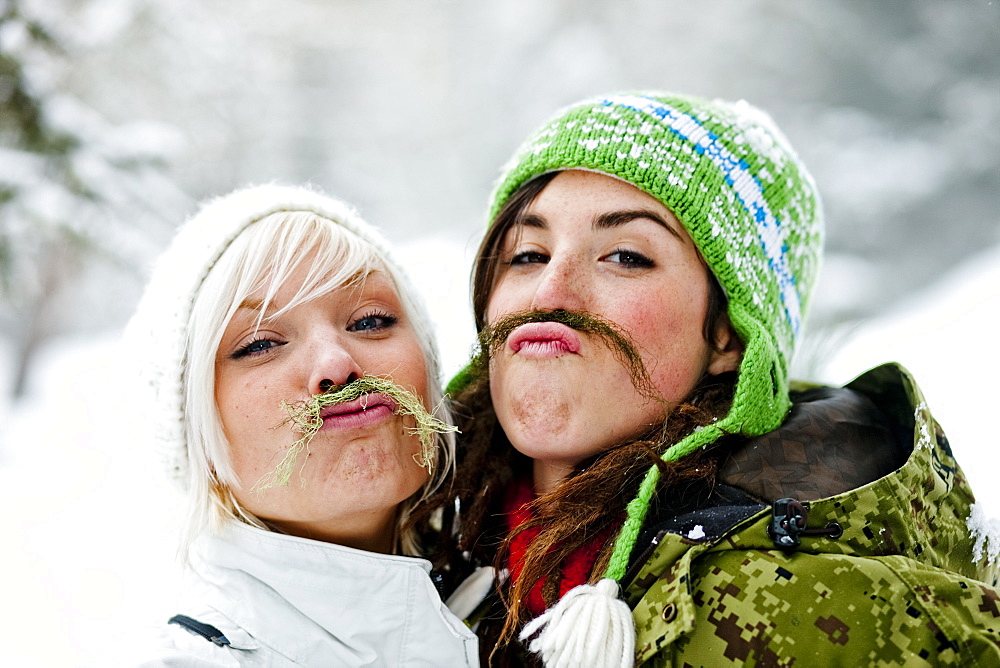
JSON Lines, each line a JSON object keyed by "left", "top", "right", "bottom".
{"left": 308, "top": 340, "right": 363, "bottom": 396}
{"left": 529, "top": 257, "right": 588, "bottom": 313}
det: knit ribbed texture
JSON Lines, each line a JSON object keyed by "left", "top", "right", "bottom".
{"left": 481, "top": 92, "right": 824, "bottom": 581}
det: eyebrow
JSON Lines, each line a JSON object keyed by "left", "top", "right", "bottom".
{"left": 520, "top": 209, "right": 683, "bottom": 240}
{"left": 236, "top": 298, "right": 266, "bottom": 312}
{"left": 594, "top": 209, "right": 683, "bottom": 240}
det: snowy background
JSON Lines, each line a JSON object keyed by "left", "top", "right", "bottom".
{"left": 1, "top": 0, "right": 998, "bottom": 665}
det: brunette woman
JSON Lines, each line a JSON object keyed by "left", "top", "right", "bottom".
{"left": 423, "top": 93, "right": 1000, "bottom": 667}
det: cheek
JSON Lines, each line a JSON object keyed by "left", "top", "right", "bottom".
{"left": 217, "top": 373, "right": 266, "bottom": 423}
{"left": 484, "top": 274, "right": 526, "bottom": 323}
{"left": 610, "top": 289, "right": 711, "bottom": 375}
{"left": 214, "top": 370, "right": 291, "bottom": 469}
{"left": 620, "top": 272, "right": 710, "bottom": 339}
{"left": 405, "top": 344, "right": 429, "bottom": 397}
{"left": 213, "top": 375, "right": 241, "bottom": 435}
{"left": 381, "top": 338, "right": 430, "bottom": 403}
{"left": 485, "top": 292, "right": 508, "bottom": 325}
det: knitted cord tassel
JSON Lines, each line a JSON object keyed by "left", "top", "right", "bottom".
{"left": 518, "top": 424, "right": 732, "bottom": 668}
{"left": 519, "top": 578, "right": 634, "bottom": 668}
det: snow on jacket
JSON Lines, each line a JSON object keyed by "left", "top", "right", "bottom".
{"left": 626, "top": 363, "right": 1000, "bottom": 666}
{"left": 132, "top": 521, "right": 478, "bottom": 667}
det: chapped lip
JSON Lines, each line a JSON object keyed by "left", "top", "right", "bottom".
{"left": 319, "top": 393, "right": 398, "bottom": 419}
{"left": 507, "top": 322, "right": 582, "bottom": 355}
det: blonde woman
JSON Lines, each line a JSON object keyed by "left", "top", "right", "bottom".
{"left": 125, "top": 185, "right": 477, "bottom": 666}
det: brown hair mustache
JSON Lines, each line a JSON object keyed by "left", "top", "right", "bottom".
{"left": 472, "top": 308, "right": 659, "bottom": 402}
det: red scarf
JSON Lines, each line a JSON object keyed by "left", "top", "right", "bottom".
{"left": 503, "top": 477, "right": 615, "bottom": 617}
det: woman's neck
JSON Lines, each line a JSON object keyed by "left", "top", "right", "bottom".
{"left": 532, "top": 458, "right": 578, "bottom": 495}
{"left": 264, "top": 511, "right": 398, "bottom": 553}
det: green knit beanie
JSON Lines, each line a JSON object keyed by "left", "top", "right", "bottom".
{"left": 472, "top": 92, "right": 824, "bottom": 582}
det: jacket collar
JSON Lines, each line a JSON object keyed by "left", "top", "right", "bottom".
{"left": 623, "top": 363, "right": 998, "bottom": 662}
{"left": 188, "top": 521, "right": 476, "bottom": 665}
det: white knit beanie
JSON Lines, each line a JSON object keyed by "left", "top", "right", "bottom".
{"left": 125, "top": 183, "right": 408, "bottom": 489}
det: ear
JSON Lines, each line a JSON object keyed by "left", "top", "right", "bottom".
{"left": 706, "top": 317, "right": 743, "bottom": 376}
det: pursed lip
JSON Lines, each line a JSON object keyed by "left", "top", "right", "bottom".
{"left": 507, "top": 322, "right": 582, "bottom": 358}
{"left": 318, "top": 393, "right": 398, "bottom": 430}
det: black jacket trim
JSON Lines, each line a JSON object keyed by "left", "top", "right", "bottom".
{"left": 168, "top": 614, "right": 231, "bottom": 647}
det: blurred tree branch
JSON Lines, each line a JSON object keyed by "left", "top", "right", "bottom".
{"left": 0, "top": 0, "right": 185, "bottom": 398}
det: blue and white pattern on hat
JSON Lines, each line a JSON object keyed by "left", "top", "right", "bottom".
{"left": 597, "top": 94, "right": 802, "bottom": 338}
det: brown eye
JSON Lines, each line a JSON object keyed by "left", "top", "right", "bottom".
{"left": 604, "top": 248, "right": 654, "bottom": 268}
{"left": 509, "top": 251, "right": 548, "bottom": 265}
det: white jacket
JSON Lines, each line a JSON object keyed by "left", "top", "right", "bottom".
{"left": 133, "top": 522, "right": 478, "bottom": 667}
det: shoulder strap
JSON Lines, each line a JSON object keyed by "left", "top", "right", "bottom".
{"left": 168, "top": 614, "right": 231, "bottom": 647}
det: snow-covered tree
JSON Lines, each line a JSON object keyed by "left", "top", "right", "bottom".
{"left": 0, "top": 0, "right": 187, "bottom": 398}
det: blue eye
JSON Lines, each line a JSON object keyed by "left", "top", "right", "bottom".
{"left": 348, "top": 311, "right": 398, "bottom": 333}
{"left": 604, "top": 248, "right": 654, "bottom": 268}
{"left": 509, "top": 251, "right": 549, "bottom": 265}
{"left": 232, "top": 337, "right": 281, "bottom": 359}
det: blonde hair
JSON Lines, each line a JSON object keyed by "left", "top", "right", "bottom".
{"left": 180, "top": 210, "right": 453, "bottom": 558}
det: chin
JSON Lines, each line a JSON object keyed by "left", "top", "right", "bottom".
{"left": 507, "top": 424, "right": 587, "bottom": 459}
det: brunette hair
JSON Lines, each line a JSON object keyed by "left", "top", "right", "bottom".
{"left": 416, "top": 171, "right": 739, "bottom": 658}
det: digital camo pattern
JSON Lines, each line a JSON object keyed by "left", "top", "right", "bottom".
{"left": 624, "top": 365, "right": 1000, "bottom": 666}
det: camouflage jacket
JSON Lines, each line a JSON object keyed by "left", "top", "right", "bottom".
{"left": 625, "top": 363, "right": 1000, "bottom": 666}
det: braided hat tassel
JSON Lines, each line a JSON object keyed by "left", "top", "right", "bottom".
{"left": 517, "top": 425, "right": 722, "bottom": 667}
